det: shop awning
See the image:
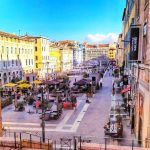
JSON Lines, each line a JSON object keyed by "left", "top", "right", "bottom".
{"left": 121, "top": 85, "right": 131, "bottom": 93}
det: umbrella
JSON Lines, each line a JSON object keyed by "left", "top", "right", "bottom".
{"left": 18, "top": 83, "right": 31, "bottom": 88}
{"left": 31, "top": 80, "right": 42, "bottom": 84}
{"left": 74, "top": 79, "right": 91, "bottom": 86}
{"left": 4, "top": 83, "right": 17, "bottom": 87}
{"left": 17, "top": 80, "right": 28, "bottom": 84}
{"left": 44, "top": 79, "right": 63, "bottom": 85}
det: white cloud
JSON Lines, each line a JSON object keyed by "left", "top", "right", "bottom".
{"left": 85, "top": 33, "right": 118, "bottom": 44}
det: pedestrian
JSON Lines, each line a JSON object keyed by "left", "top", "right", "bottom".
{"left": 99, "top": 78, "right": 103, "bottom": 88}
{"left": 35, "top": 99, "right": 40, "bottom": 113}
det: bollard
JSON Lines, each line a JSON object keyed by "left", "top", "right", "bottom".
{"left": 79, "top": 136, "right": 82, "bottom": 150}
{"left": 19, "top": 132, "right": 22, "bottom": 148}
{"left": 132, "top": 140, "right": 134, "bottom": 150}
{"left": 74, "top": 137, "right": 77, "bottom": 150}
{"left": 48, "top": 139, "right": 50, "bottom": 150}
{"left": 30, "top": 134, "right": 32, "bottom": 148}
{"left": 105, "top": 138, "right": 107, "bottom": 150}
{"left": 40, "top": 137, "right": 42, "bottom": 149}
{"left": 14, "top": 132, "right": 17, "bottom": 148}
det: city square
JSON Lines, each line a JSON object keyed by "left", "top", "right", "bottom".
{"left": 0, "top": 0, "right": 150, "bottom": 149}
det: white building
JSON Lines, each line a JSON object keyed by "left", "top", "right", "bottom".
{"left": 84, "top": 44, "right": 109, "bottom": 61}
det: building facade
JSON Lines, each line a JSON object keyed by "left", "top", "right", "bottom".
{"left": 84, "top": 44, "right": 109, "bottom": 61}
{"left": 25, "top": 36, "right": 50, "bottom": 79}
{"left": 116, "top": 34, "right": 124, "bottom": 67}
{"left": 49, "top": 42, "right": 61, "bottom": 73}
{"left": 73, "top": 43, "right": 84, "bottom": 67}
{"left": 0, "top": 31, "right": 35, "bottom": 84}
{"left": 58, "top": 41, "right": 73, "bottom": 72}
{"left": 121, "top": 0, "right": 150, "bottom": 147}
{"left": 107, "top": 44, "right": 116, "bottom": 60}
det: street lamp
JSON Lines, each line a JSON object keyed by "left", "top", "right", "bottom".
{"left": 39, "top": 86, "right": 45, "bottom": 143}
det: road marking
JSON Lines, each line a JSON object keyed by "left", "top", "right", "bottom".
{"left": 4, "top": 126, "right": 74, "bottom": 133}
{"left": 3, "top": 122, "right": 72, "bottom": 128}
{"left": 56, "top": 110, "right": 74, "bottom": 130}
{"left": 71, "top": 103, "right": 89, "bottom": 132}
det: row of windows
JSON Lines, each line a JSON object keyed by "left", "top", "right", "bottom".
{"left": 0, "top": 46, "right": 33, "bottom": 54}
{"left": 0, "top": 71, "right": 22, "bottom": 77}
{"left": 25, "top": 59, "right": 34, "bottom": 66}
{"left": 35, "top": 56, "right": 50, "bottom": 61}
{"left": 35, "top": 39, "right": 49, "bottom": 44}
{"left": 0, "top": 36, "right": 32, "bottom": 44}
{"left": 2, "top": 60, "right": 20, "bottom": 67}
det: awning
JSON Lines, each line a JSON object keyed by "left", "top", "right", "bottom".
{"left": 121, "top": 85, "right": 131, "bottom": 93}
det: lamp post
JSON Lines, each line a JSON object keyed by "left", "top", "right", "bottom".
{"left": 40, "top": 86, "right": 45, "bottom": 143}
{"left": 0, "top": 98, "right": 2, "bottom": 136}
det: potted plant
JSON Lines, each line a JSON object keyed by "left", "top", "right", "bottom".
{"left": 16, "top": 102, "right": 25, "bottom": 111}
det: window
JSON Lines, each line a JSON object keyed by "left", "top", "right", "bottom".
{"left": 28, "top": 49, "right": 30, "bottom": 54}
{"left": 136, "top": 0, "right": 140, "bottom": 17}
{"left": 35, "top": 47, "right": 37, "bottom": 51}
{"left": 6, "top": 47, "right": 9, "bottom": 54}
{"left": 3, "top": 61, "right": 5, "bottom": 67}
{"left": 11, "top": 47, "right": 13, "bottom": 54}
{"left": 19, "top": 48, "right": 21, "bottom": 54}
{"left": 16, "top": 60, "right": 18, "bottom": 66}
{"left": 31, "top": 49, "right": 33, "bottom": 54}
{"left": 9, "top": 72, "right": 10, "bottom": 75}
{"left": 31, "top": 59, "right": 33, "bottom": 65}
{"left": 35, "top": 39, "right": 37, "bottom": 44}
{"left": 35, "top": 56, "right": 38, "bottom": 60}
{"left": 15, "top": 48, "right": 17, "bottom": 54}
{"left": 29, "top": 59, "right": 30, "bottom": 65}
{"left": 2, "top": 46, "right": 4, "bottom": 53}
{"left": 12, "top": 60, "right": 14, "bottom": 66}
{"left": 26, "top": 59, "right": 28, "bottom": 65}
{"left": 36, "top": 63, "right": 38, "bottom": 68}
{"left": 145, "top": 0, "right": 148, "bottom": 5}
{"left": 22, "top": 48, "right": 24, "bottom": 54}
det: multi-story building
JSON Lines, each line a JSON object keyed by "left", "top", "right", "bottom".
{"left": 0, "top": 31, "right": 35, "bottom": 84}
{"left": 58, "top": 41, "right": 73, "bottom": 72}
{"left": 24, "top": 36, "right": 50, "bottom": 79}
{"left": 116, "top": 34, "right": 124, "bottom": 67}
{"left": 49, "top": 42, "right": 61, "bottom": 73}
{"left": 121, "top": 0, "right": 150, "bottom": 147}
{"left": 73, "top": 42, "right": 84, "bottom": 67}
{"left": 107, "top": 44, "right": 116, "bottom": 60}
{"left": 84, "top": 43, "right": 109, "bottom": 61}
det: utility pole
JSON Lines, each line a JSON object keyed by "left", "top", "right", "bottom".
{"left": 41, "top": 87, "right": 45, "bottom": 142}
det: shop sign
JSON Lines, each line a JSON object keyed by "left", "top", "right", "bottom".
{"left": 130, "top": 28, "right": 139, "bottom": 60}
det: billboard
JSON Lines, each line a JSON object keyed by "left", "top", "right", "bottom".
{"left": 130, "top": 28, "right": 139, "bottom": 60}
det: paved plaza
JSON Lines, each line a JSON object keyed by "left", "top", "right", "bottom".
{"left": 2, "top": 71, "right": 135, "bottom": 143}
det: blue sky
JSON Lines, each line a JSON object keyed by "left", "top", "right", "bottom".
{"left": 0, "top": 0, "right": 125, "bottom": 43}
